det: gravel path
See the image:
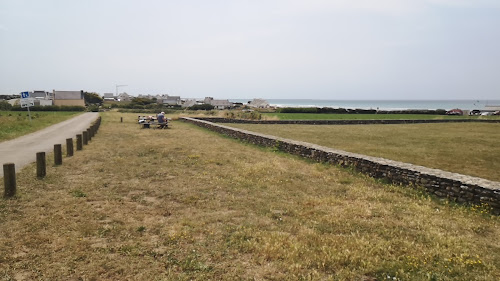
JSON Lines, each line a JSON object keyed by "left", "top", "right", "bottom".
{"left": 0, "top": 112, "right": 99, "bottom": 177}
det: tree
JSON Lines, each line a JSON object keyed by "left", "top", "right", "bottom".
{"left": 84, "top": 92, "right": 103, "bottom": 105}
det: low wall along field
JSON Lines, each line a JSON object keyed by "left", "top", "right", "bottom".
{"left": 225, "top": 122, "right": 500, "bottom": 182}
{"left": 193, "top": 117, "right": 500, "bottom": 125}
{"left": 182, "top": 117, "right": 500, "bottom": 215}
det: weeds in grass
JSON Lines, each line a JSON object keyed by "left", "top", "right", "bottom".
{"left": 71, "top": 189, "right": 87, "bottom": 197}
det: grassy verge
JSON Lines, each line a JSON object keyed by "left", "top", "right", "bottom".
{"left": 262, "top": 112, "right": 500, "bottom": 120}
{"left": 226, "top": 123, "right": 500, "bottom": 182}
{"left": 0, "top": 112, "right": 499, "bottom": 280}
{"left": 0, "top": 111, "right": 82, "bottom": 142}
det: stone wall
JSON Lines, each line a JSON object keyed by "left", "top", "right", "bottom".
{"left": 193, "top": 117, "right": 500, "bottom": 125}
{"left": 181, "top": 117, "right": 500, "bottom": 214}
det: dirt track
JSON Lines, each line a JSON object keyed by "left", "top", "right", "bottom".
{"left": 0, "top": 112, "right": 98, "bottom": 177}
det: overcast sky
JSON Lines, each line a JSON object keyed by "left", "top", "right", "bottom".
{"left": 1, "top": 0, "right": 499, "bottom": 99}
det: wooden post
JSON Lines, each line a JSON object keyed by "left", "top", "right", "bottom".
{"left": 36, "top": 152, "right": 46, "bottom": 178}
{"left": 83, "top": 131, "right": 88, "bottom": 145}
{"left": 54, "top": 144, "right": 62, "bottom": 165}
{"left": 121, "top": 117, "right": 123, "bottom": 123}
{"left": 66, "top": 138, "right": 73, "bottom": 157}
{"left": 76, "top": 134, "right": 83, "bottom": 150}
{"left": 3, "top": 163, "right": 16, "bottom": 198}
{"left": 87, "top": 128, "right": 92, "bottom": 141}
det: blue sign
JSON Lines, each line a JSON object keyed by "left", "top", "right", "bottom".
{"left": 21, "top": 91, "right": 30, "bottom": 99}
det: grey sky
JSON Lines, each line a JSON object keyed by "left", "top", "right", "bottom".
{"left": 1, "top": 0, "right": 499, "bottom": 99}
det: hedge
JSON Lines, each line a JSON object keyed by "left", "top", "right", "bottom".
{"left": 276, "top": 107, "right": 446, "bottom": 115}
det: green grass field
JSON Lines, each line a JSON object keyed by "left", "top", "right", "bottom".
{"left": 262, "top": 112, "right": 499, "bottom": 120}
{"left": 0, "top": 111, "right": 82, "bottom": 142}
{"left": 226, "top": 123, "right": 500, "bottom": 182}
{"left": 0, "top": 112, "right": 499, "bottom": 280}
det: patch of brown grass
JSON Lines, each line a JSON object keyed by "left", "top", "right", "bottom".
{"left": 0, "top": 112, "right": 499, "bottom": 280}
{"left": 226, "top": 123, "right": 500, "bottom": 182}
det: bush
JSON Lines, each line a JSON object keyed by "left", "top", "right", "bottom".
{"left": 223, "top": 110, "right": 261, "bottom": 120}
{"left": 88, "top": 105, "right": 99, "bottom": 112}
{"left": 189, "top": 104, "right": 215, "bottom": 110}
{"left": 377, "top": 109, "right": 447, "bottom": 115}
{"left": 0, "top": 100, "right": 12, "bottom": 110}
{"left": 117, "top": 108, "right": 180, "bottom": 114}
{"left": 277, "top": 107, "right": 447, "bottom": 115}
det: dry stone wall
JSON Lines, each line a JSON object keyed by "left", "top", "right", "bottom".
{"left": 182, "top": 117, "right": 500, "bottom": 214}
{"left": 193, "top": 117, "right": 500, "bottom": 125}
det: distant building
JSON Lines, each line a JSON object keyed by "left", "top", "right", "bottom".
{"left": 159, "top": 95, "right": 181, "bottom": 106}
{"left": 182, "top": 99, "right": 198, "bottom": 108}
{"left": 203, "top": 97, "right": 233, "bottom": 110}
{"left": 53, "top": 90, "right": 85, "bottom": 106}
{"left": 103, "top": 93, "right": 116, "bottom": 101}
{"left": 248, "top": 98, "right": 270, "bottom": 108}
{"left": 31, "top": 90, "right": 50, "bottom": 100}
{"left": 32, "top": 90, "right": 53, "bottom": 106}
{"left": 137, "top": 94, "right": 155, "bottom": 99}
{"left": 117, "top": 93, "right": 131, "bottom": 102}
{"left": 35, "top": 99, "right": 53, "bottom": 106}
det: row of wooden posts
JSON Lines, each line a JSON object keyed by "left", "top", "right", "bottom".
{"left": 3, "top": 116, "right": 102, "bottom": 198}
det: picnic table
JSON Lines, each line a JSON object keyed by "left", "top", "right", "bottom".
{"left": 138, "top": 118, "right": 171, "bottom": 129}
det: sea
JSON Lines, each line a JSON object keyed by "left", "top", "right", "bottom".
{"left": 229, "top": 99, "right": 500, "bottom": 111}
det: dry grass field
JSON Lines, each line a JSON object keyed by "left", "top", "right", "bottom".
{"left": 227, "top": 123, "right": 500, "bottom": 182}
{"left": 0, "top": 112, "right": 499, "bottom": 280}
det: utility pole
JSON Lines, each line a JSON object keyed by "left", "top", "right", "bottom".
{"left": 116, "top": 84, "right": 127, "bottom": 96}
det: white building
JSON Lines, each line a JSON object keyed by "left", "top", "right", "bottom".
{"left": 248, "top": 98, "right": 270, "bottom": 108}
{"left": 117, "top": 93, "right": 131, "bottom": 102}
{"left": 103, "top": 93, "right": 116, "bottom": 101}
{"left": 182, "top": 99, "right": 198, "bottom": 108}
{"left": 203, "top": 97, "right": 233, "bottom": 110}
{"left": 159, "top": 95, "right": 181, "bottom": 106}
{"left": 31, "top": 90, "right": 53, "bottom": 106}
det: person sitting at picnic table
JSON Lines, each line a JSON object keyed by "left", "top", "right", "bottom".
{"left": 157, "top": 112, "right": 165, "bottom": 122}
{"left": 157, "top": 112, "right": 167, "bottom": 128}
